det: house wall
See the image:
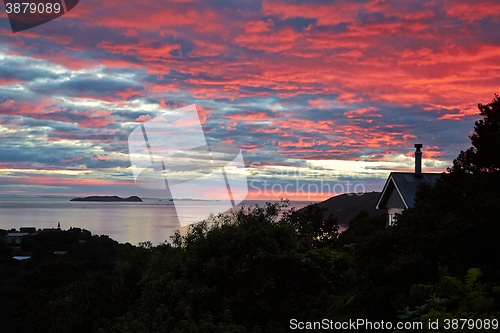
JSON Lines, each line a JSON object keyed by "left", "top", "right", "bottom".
{"left": 387, "top": 208, "right": 404, "bottom": 227}
{"left": 386, "top": 188, "right": 406, "bottom": 209}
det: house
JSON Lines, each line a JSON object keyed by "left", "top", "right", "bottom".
{"left": 376, "top": 144, "right": 442, "bottom": 226}
{"left": 5, "top": 232, "right": 29, "bottom": 244}
{"left": 19, "top": 227, "right": 37, "bottom": 234}
{"left": 37, "top": 224, "right": 62, "bottom": 234}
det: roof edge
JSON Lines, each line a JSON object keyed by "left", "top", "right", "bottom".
{"left": 376, "top": 172, "right": 411, "bottom": 209}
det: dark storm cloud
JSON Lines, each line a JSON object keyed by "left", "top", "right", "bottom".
{"left": 0, "top": 58, "right": 60, "bottom": 82}
{"left": 31, "top": 76, "right": 144, "bottom": 100}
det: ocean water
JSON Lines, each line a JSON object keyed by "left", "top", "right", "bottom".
{"left": 0, "top": 197, "right": 315, "bottom": 245}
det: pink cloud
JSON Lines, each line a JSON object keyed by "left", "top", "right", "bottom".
{"left": 135, "top": 114, "right": 152, "bottom": 122}
{"left": 445, "top": 0, "right": 500, "bottom": 22}
{"left": 262, "top": 0, "right": 362, "bottom": 26}
{"left": 243, "top": 19, "right": 274, "bottom": 33}
{"left": 343, "top": 107, "right": 381, "bottom": 119}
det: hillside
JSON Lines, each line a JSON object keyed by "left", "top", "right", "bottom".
{"left": 302, "top": 191, "right": 386, "bottom": 226}
{"left": 70, "top": 195, "right": 143, "bottom": 202}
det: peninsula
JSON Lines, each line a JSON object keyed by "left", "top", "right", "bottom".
{"left": 70, "top": 195, "right": 143, "bottom": 202}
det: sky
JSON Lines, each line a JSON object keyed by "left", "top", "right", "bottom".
{"left": 0, "top": 0, "right": 499, "bottom": 201}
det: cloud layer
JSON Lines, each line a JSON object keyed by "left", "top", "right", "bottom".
{"left": 0, "top": 0, "right": 499, "bottom": 199}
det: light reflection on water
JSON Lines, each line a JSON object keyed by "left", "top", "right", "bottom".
{"left": 0, "top": 197, "right": 319, "bottom": 245}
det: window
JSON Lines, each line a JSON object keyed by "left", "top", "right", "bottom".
{"left": 388, "top": 214, "right": 396, "bottom": 226}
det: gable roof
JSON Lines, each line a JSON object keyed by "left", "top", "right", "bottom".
{"left": 376, "top": 172, "right": 442, "bottom": 209}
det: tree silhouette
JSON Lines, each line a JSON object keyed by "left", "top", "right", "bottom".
{"left": 451, "top": 94, "right": 500, "bottom": 174}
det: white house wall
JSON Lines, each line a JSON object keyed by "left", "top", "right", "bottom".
{"left": 386, "top": 185, "right": 406, "bottom": 209}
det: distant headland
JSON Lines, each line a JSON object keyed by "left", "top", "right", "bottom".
{"left": 70, "top": 195, "right": 143, "bottom": 202}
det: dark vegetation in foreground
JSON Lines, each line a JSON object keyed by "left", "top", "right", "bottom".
{"left": 1, "top": 95, "right": 500, "bottom": 332}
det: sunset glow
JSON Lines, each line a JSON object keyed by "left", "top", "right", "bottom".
{"left": 1, "top": 0, "right": 499, "bottom": 200}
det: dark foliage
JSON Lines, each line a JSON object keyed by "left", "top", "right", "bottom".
{"left": 1, "top": 95, "right": 500, "bottom": 332}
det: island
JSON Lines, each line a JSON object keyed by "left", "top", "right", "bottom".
{"left": 70, "top": 195, "right": 143, "bottom": 202}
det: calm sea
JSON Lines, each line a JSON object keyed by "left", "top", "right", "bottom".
{"left": 0, "top": 197, "right": 316, "bottom": 245}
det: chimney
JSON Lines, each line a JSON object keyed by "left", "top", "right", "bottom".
{"left": 414, "top": 144, "right": 422, "bottom": 175}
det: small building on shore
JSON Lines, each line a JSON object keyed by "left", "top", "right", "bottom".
{"left": 37, "top": 222, "right": 62, "bottom": 234}
{"left": 19, "top": 227, "right": 37, "bottom": 234}
{"left": 4, "top": 232, "right": 29, "bottom": 245}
